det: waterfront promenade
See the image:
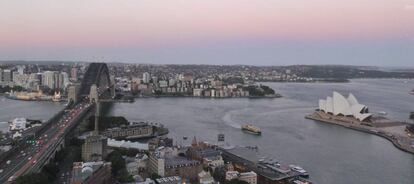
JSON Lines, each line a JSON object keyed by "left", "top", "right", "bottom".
{"left": 306, "top": 112, "right": 414, "bottom": 154}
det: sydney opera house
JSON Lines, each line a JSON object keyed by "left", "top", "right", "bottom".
{"left": 318, "top": 92, "right": 372, "bottom": 122}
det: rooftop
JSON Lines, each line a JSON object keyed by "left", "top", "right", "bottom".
{"left": 221, "top": 146, "right": 300, "bottom": 181}
{"left": 155, "top": 176, "right": 182, "bottom": 184}
{"left": 165, "top": 156, "right": 200, "bottom": 168}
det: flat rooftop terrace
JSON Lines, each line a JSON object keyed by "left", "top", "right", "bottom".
{"left": 220, "top": 146, "right": 301, "bottom": 181}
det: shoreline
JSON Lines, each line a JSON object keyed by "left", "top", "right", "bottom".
{"left": 134, "top": 94, "right": 282, "bottom": 99}
{"left": 3, "top": 96, "right": 66, "bottom": 102}
{"left": 305, "top": 113, "right": 414, "bottom": 155}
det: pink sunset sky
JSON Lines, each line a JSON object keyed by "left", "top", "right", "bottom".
{"left": 0, "top": 0, "right": 413, "bottom": 66}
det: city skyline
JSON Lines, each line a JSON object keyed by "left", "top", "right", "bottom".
{"left": 0, "top": 0, "right": 413, "bottom": 66}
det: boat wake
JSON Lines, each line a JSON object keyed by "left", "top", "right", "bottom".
{"left": 221, "top": 110, "right": 242, "bottom": 129}
{"left": 221, "top": 106, "right": 313, "bottom": 129}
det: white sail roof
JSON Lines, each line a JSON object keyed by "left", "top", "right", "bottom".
{"left": 347, "top": 93, "right": 359, "bottom": 106}
{"left": 326, "top": 96, "right": 334, "bottom": 113}
{"left": 318, "top": 91, "right": 372, "bottom": 121}
{"left": 319, "top": 99, "right": 326, "bottom": 112}
{"left": 333, "top": 91, "right": 350, "bottom": 116}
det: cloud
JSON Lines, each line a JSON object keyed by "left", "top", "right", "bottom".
{"left": 405, "top": 5, "right": 414, "bottom": 10}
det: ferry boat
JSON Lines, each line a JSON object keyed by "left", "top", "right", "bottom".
{"left": 241, "top": 124, "right": 261, "bottom": 135}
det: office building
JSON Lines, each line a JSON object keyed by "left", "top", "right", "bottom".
{"left": 71, "top": 67, "right": 78, "bottom": 81}
{"left": 42, "top": 71, "right": 56, "bottom": 89}
{"left": 143, "top": 72, "right": 150, "bottom": 83}
{"left": 2, "top": 70, "right": 12, "bottom": 82}
{"left": 81, "top": 133, "right": 108, "bottom": 162}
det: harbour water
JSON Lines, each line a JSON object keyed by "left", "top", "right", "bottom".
{"left": 109, "top": 79, "right": 414, "bottom": 184}
{"left": 0, "top": 96, "right": 64, "bottom": 132}
{"left": 0, "top": 79, "right": 413, "bottom": 183}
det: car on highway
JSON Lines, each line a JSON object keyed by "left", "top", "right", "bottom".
{"left": 6, "top": 160, "right": 11, "bottom": 165}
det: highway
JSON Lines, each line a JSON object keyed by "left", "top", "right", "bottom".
{"left": 0, "top": 101, "right": 92, "bottom": 183}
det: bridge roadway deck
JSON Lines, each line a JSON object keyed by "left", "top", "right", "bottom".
{"left": 0, "top": 102, "right": 93, "bottom": 183}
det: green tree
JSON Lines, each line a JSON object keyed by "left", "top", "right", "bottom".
{"left": 150, "top": 173, "right": 161, "bottom": 180}
{"left": 11, "top": 85, "right": 24, "bottom": 92}
{"left": 105, "top": 150, "right": 133, "bottom": 182}
{"left": 42, "top": 163, "right": 59, "bottom": 181}
{"left": 213, "top": 167, "right": 226, "bottom": 183}
{"left": 14, "top": 173, "right": 49, "bottom": 184}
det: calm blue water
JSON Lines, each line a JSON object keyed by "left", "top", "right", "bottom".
{"left": 108, "top": 79, "right": 414, "bottom": 184}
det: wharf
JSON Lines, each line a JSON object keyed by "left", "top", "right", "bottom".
{"left": 219, "top": 146, "right": 311, "bottom": 184}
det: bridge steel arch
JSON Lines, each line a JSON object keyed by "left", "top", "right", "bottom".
{"left": 78, "top": 63, "right": 112, "bottom": 101}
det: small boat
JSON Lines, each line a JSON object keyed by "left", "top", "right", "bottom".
{"left": 241, "top": 124, "right": 261, "bottom": 135}
{"left": 410, "top": 89, "right": 414, "bottom": 95}
{"left": 378, "top": 111, "right": 387, "bottom": 116}
{"left": 183, "top": 136, "right": 188, "bottom": 140}
{"left": 289, "top": 165, "right": 309, "bottom": 177}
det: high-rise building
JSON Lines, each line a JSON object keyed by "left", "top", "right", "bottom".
{"left": 68, "top": 85, "right": 79, "bottom": 103}
{"left": 36, "top": 73, "right": 43, "bottom": 85}
{"left": 17, "top": 65, "right": 25, "bottom": 75}
{"left": 71, "top": 67, "right": 78, "bottom": 82}
{"left": 42, "top": 71, "right": 55, "bottom": 89}
{"left": 12, "top": 71, "right": 19, "bottom": 82}
{"left": 12, "top": 72, "right": 28, "bottom": 87}
{"left": 2, "top": 70, "right": 12, "bottom": 83}
{"left": 54, "top": 72, "right": 61, "bottom": 89}
{"left": 0, "top": 69, "right": 3, "bottom": 82}
{"left": 54, "top": 72, "right": 69, "bottom": 90}
{"left": 143, "top": 72, "right": 150, "bottom": 84}
{"left": 61, "top": 72, "right": 69, "bottom": 89}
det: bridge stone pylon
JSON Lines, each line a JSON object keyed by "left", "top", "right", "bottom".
{"left": 89, "top": 84, "right": 99, "bottom": 103}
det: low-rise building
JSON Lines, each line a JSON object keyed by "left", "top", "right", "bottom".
{"left": 71, "top": 161, "right": 112, "bottom": 184}
{"left": 149, "top": 146, "right": 202, "bottom": 182}
{"left": 10, "top": 118, "right": 27, "bottom": 131}
{"left": 193, "top": 89, "right": 203, "bottom": 97}
{"left": 186, "top": 138, "right": 224, "bottom": 170}
{"left": 102, "top": 122, "right": 153, "bottom": 140}
{"left": 225, "top": 171, "right": 257, "bottom": 184}
{"left": 155, "top": 176, "right": 182, "bottom": 184}
{"left": 239, "top": 171, "right": 257, "bottom": 184}
{"left": 137, "top": 178, "right": 156, "bottom": 184}
{"left": 164, "top": 156, "right": 202, "bottom": 181}
{"left": 198, "top": 170, "right": 215, "bottom": 184}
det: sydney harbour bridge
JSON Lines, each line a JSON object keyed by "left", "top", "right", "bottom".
{"left": 0, "top": 63, "right": 115, "bottom": 183}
